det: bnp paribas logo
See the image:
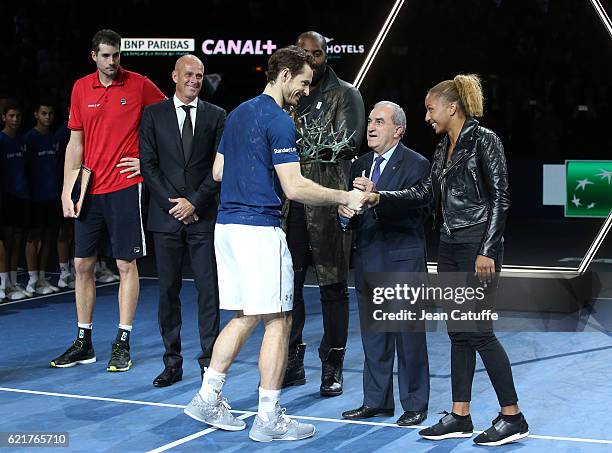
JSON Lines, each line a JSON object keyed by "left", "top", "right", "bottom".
{"left": 565, "top": 160, "right": 612, "bottom": 218}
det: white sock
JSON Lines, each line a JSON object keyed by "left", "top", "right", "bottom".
{"left": 77, "top": 322, "right": 93, "bottom": 330}
{"left": 0, "top": 273, "right": 8, "bottom": 290}
{"left": 10, "top": 271, "right": 17, "bottom": 285}
{"left": 28, "top": 270, "right": 39, "bottom": 285}
{"left": 199, "top": 367, "right": 226, "bottom": 402}
{"left": 258, "top": 387, "right": 281, "bottom": 421}
{"left": 40, "top": 270, "right": 46, "bottom": 280}
{"left": 118, "top": 323, "right": 132, "bottom": 331}
{"left": 60, "top": 262, "right": 69, "bottom": 275}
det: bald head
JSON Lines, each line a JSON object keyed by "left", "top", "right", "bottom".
{"left": 296, "top": 31, "right": 328, "bottom": 86}
{"left": 296, "top": 31, "right": 326, "bottom": 50}
{"left": 175, "top": 54, "right": 204, "bottom": 72}
{"left": 173, "top": 54, "right": 205, "bottom": 103}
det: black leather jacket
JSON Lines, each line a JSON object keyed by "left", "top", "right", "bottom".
{"left": 376, "top": 118, "right": 510, "bottom": 259}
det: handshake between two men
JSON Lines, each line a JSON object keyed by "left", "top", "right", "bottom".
{"left": 340, "top": 171, "right": 381, "bottom": 219}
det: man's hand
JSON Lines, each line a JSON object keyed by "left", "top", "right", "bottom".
{"left": 475, "top": 255, "right": 496, "bottom": 286}
{"left": 362, "top": 192, "right": 381, "bottom": 209}
{"left": 169, "top": 197, "right": 195, "bottom": 221}
{"left": 182, "top": 213, "right": 199, "bottom": 225}
{"left": 338, "top": 205, "right": 356, "bottom": 218}
{"left": 117, "top": 157, "right": 141, "bottom": 179}
{"left": 353, "top": 170, "right": 376, "bottom": 192}
{"left": 61, "top": 192, "right": 77, "bottom": 218}
{"left": 345, "top": 189, "right": 365, "bottom": 211}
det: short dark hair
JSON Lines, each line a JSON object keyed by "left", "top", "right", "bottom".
{"left": 3, "top": 99, "right": 21, "bottom": 115}
{"left": 265, "top": 46, "right": 314, "bottom": 83}
{"left": 34, "top": 98, "right": 55, "bottom": 112}
{"left": 92, "top": 29, "right": 122, "bottom": 53}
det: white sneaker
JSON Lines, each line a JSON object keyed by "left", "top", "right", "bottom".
{"left": 249, "top": 403, "right": 316, "bottom": 442}
{"left": 36, "top": 278, "right": 59, "bottom": 295}
{"left": 26, "top": 280, "right": 38, "bottom": 295}
{"left": 58, "top": 273, "right": 75, "bottom": 289}
{"left": 184, "top": 393, "right": 246, "bottom": 431}
{"left": 6, "top": 284, "right": 28, "bottom": 300}
{"left": 96, "top": 268, "right": 118, "bottom": 283}
{"left": 46, "top": 278, "right": 61, "bottom": 293}
{"left": 0, "top": 287, "right": 5, "bottom": 301}
{"left": 106, "top": 268, "right": 119, "bottom": 282}
{"left": 15, "top": 283, "right": 33, "bottom": 298}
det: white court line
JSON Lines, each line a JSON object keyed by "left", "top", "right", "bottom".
{"left": 1, "top": 387, "right": 612, "bottom": 446}
{"left": 147, "top": 413, "right": 255, "bottom": 453}
{"left": 140, "top": 276, "right": 348, "bottom": 289}
{"left": 0, "top": 282, "right": 119, "bottom": 307}
{"left": 0, "top": 387, "right": 185, "bottom": 409}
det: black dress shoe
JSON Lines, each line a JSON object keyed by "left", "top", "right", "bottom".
{"left": 397, "top": 410, "right": 427, "bottom": 426}
{"left": 342, "top": 405, "right": 394, "bottom": 419}
{"left": 153, "top": 366, "right": 183, "bottom": 387}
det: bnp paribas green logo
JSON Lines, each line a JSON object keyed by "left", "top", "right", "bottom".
{"left": 565, "top": 161, "right": 612, "bottom": 218}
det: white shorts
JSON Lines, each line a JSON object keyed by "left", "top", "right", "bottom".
{"left": 214, "top": 223, "right": 294, "bottom": 315}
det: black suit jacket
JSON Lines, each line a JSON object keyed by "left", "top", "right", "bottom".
{"left": 139, "top": 98, "right": 226, "bottom": 233}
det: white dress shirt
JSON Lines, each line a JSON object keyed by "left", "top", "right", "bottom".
{"left": 368, "top": 143, "right": 398, "bottom": 179}
{"left": 173, "top": 95, "right": 198, "bottom": 133}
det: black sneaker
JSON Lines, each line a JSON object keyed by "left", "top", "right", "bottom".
{"left": 50, "top": 340, "right": 96, "bottom": 368}
{"left": 107, "top": 342, "right": 132, "bottom": 372}
{"left": 473, "top": 412, "right": 529, "bottom": 446}
{"left": 419, "top": 411, "right": 474, "bottom": 440}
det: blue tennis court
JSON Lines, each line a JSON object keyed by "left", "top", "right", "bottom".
{"left": 1, "top": 277, "right": 611, "bottom": 452}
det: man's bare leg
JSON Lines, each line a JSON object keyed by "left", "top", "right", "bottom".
{"left": 74, "top": 256, "right": 97, "bottom": 323}
{"left": 259, "top": 313, "right": 292, "bottom": 389}
{"left": 116, "top": 258, "right": 139, "bottom": 325}
{"left": 25, "top": 229, "right": 41, "bottom": 292}
{"left": 0, "top": 240, "right": 7, "bottom": 298}
{"left": 185, "top": 312, "right": 259, "bottom": 431}
{"left": 209, "top": 312, "right": 260, "bottom": 373}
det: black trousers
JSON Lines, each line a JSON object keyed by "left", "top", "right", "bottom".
{"left": 153, "top": 229, "right": 219, "bottom": 373}
{"left": 437, "top": 240, "right": 518, "bottom": 407}
{"left": 286, "top": 202, "right": 349, "bottom": 360}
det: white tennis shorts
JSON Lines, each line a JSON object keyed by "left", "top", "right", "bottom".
{"left": 214, "top": 223, "right": 294, "bottom": 315}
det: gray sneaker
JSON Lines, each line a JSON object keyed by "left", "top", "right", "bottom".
{"left": 184, "top": 392, "right": 246, "bottom": 431}
{"left": 249, "top": 404, "right": 316, "bottom": 442}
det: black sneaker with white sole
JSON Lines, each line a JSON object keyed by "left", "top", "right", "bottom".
{"left": 107, "top": 342, "right": 132, "bottom": 372}
{"left": 419, "top": 411, "right": 474, "bottom": 440}
{"left": 50, "top": 340, "right": 96, "bottom": 368}
{"left": 473, "top": 412, "right": 529, "bottom": 446}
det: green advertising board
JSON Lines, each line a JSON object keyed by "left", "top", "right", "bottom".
{"left": 565, "top": 160, "right": 612, "bottom": 218}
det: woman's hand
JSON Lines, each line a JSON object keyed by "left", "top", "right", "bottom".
{"left": 475, "top": 255, "right": 496, "bottom": 286}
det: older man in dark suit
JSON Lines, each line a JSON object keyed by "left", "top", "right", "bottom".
{"left": 340, "top": 101, "right": 430, "bottom": 426}
{"left": 140, "top": 55, "right": 226, "bottom": 387}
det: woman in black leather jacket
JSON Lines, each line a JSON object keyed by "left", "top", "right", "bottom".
{"left": 361, "top": 75, "right": 529, "bottom": 447}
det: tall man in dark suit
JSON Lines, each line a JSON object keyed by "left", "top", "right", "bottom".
{"left": 140, "top": 55, "right": 226, "bottom": 387}
{"left": 340, "top": 101, "right": 431, "bottom": 426}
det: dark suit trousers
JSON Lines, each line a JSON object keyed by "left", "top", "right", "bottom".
{"left": 358, "top": 295, "right": 430, "bottom": 412}
{"left": 154, "top": 229, "right": 219, "bottom": 372}
{"left": 286, "top": 202, "right": 349, "bottom": 360}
